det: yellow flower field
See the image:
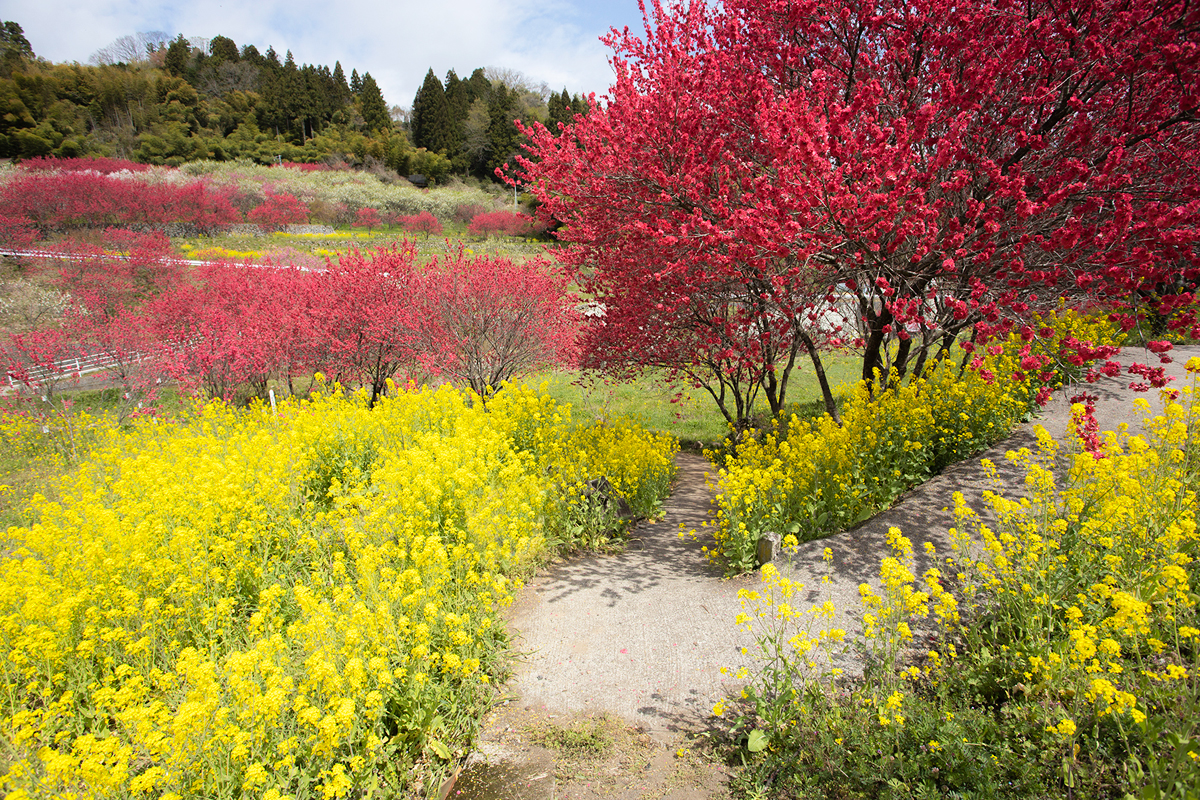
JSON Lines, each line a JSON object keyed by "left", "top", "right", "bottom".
{"left": 0, "top": 382, "right": 676, "bottom": 798}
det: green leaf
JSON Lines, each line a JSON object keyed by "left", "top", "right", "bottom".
{"left": 428, "top": 738, "right": 451, "bottom": 760}
{"left": 747, "top": 729, "right": 769, "bottom": 753}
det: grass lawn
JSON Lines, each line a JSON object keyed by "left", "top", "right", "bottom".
{"left": 529, "top": 353, "right": 863, "bottom": 448}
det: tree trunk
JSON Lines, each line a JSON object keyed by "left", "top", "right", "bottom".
{"left": 861, "top": 311, "right": 891, "bottom": 390}
{"left": 891, "top": 336, "right": 913, "bottom": 383}
{"left": 798, "top": 329, "right": 842, "bottom": 424}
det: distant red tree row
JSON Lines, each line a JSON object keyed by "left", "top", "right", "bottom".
{"left": 2, "top": 237, "right": 578, "bottom": 410}
{"left": 0, "top": 171, "right": 241, "bottom": 234}
{"left": 0, "top": 169, "right": 544, "bottom": 242}
{"left": 20, "top": 156, "right": 154, "bottom": 174}
{"left": 468, "top": 210, "right": 542, "bottom": 238}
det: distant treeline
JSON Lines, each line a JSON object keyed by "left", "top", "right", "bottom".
{"left": 408, "top": 67, "right": 588, "bottom": 181}
{"left": 0, "top": 22, "right": 590, "bottom": 184}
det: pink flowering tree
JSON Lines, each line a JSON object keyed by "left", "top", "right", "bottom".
{"left": 247, "top": 193, "right": 309, "bottom": 231}
{"left": 467, "top": 210, "right": 539, "bottom": 239}
{"left": 414, "top": 248, "right": 578, "bottom": 397}
{"left": 352, "top": 207, "right": 382, "bottom": 234}
{"left": 317, "top": 245, "right": 424, "bottom": 406}
{"left": 516, "top": 0, "right": 1200, "bottom": 431}
{"left": 396, "top": 211, "right": 443, "bottom": 238}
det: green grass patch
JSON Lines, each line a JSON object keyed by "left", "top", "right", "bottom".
{"left": 529, "top": 354, "right": 862, "bottom": 449}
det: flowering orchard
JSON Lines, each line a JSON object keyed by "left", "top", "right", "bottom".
{"left": 709, "top": 310, "right": 1123, "bottom": 575}
{"left": 721, "top": 366, "right": 1200, "bottom": 797}
{"left": 0, "top": 159, "right": 529, "bottom": 242}
{"left": 2, "top": 242, "right": 578, "bottom": 412}
{"left": 0, "top": 169, "right": 241, "bottom": 235}
{"left": 245, "top": 193, "right": 310, "bottom": 231}
{"left": 0, "top": 382, "right": 676, "bottom": 798}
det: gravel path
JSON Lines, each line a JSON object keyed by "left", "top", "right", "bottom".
{"left": 504, "top": 345, "right": 1198, "bottom": 738}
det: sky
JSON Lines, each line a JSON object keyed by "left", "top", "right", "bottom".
{"left": 0, "top": 0, "right": 649, "bottom": 109}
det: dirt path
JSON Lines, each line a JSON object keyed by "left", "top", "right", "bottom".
{"left": 451, "top": 346, "right": 1197, "bottom": 799}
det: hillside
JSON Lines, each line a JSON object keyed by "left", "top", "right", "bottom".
{"left": 0, "top": 22, "right": 589, "bottom": 184}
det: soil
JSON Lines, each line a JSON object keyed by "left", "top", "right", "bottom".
{"left": 446, "top": 704, "right": 730, "bottom": 800}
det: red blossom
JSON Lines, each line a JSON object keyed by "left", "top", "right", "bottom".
{"left": 351, "top": 207, "right": 382, "bottom": 233}
{"left": 514, "top": 0, "right": 1200, "bottom": 427}
{"left": 467, "top": 210, "right": 539, "bottom": 238}
{"left": 247, "top": 193, "right": 309, "bottom": 231}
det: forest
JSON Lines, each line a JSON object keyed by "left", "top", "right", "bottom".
{"left": 0, "top": 21, "right": 587, "bottom": 183}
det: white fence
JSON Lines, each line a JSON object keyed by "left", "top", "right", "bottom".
{"left": 5, "top": 349, "right": 135, "bottom": 387}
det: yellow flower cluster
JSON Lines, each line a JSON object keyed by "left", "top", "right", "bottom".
{"left": 486, "top": 385, "right": 677, "bottom": 526}
{"left": 0, "top": 402, "right": 43, "bottom": 459}
{"left": 271, "top": 232, "right": 367, "bottom": 240}
{"left": 722, "top": 557, "right": 847, "bottom": 735}
{"left": 920, "top": 377, "right": 1197, "bottom": 754}
{"left": 0, "top": 398, "right": 107, "bottom": 469}
{"left": 0, "top": 382, "right": 675, "bottom": 798}
{"left": 711, "top": 310, "right": 1123, "bottom": 576}
{"left": 858, "top": 527, "right": 959, "bottom": 674}
{"left": 187, "top": 245, "right": 265, "bottom": 261}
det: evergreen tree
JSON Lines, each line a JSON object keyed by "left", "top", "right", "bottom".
{"left": 164, "top": 35, "right": 190, "bottom": 77}
{"left": 359, "top": 72, "right": 390, "bottom": 133}
{"left": 466, "top": 68, "right": 491, "bottom": 103}
{"left": 240, "top": 44, "right": 262, "bottom": 65}
{"left": 571, "top": 92, "right": 589, "bottom": 117}
{"left": 410, "top": 68, "right": 450, "bottom": 153}
{"left": 350, "top": 68, "right": 361, "bottom": 94}
{"left": 332, "top": 61, "right": 350, "bottom": 104}
{"left": 0, "top": 21, "right": 33, "bottom": 60}
{"left": 486, "top": 83, "right": 520, "bottom": 175}
{"left": 444, "top": 69, "right": 469, "bottom": 158}
{"left": 280, "top": 52, "right": 308, "bottom": 140}
{"left": 300, "top": 64, "right": 324, "bottom": 138}
{"left": 547, "top": 89, "right": 569, "bottom": 132}
{"left": 311, "top": 64, "right": 339, "bottom": 129}
{"left": 209, "top": 35, "right": 238, "bottom": 65}
{"left": 0, "top": 21, "right": 32, "bottom": 77}
{"left": 257, "top": 48, "right": 287, "bottom": 136}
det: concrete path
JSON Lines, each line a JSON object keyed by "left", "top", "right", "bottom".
{"left": 504, "top": 451, "right": 758, "bottom": 737}
{"left": 504, "top": 345, "right": 1199, "bottom": 737}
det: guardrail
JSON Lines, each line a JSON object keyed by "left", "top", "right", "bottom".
{"left": 3, "top": 348, "right": 164, "bottom": 391}
{"left": 5, "top": 350, "right": 130, "bottom": 387}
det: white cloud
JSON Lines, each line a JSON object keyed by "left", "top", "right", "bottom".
{"left": 6, "top": 0, "right": 645, "bottom": 108}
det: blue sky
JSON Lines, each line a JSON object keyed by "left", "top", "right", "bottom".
{"left": 0, "top": 0, "right": 648, "bottom": 109}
